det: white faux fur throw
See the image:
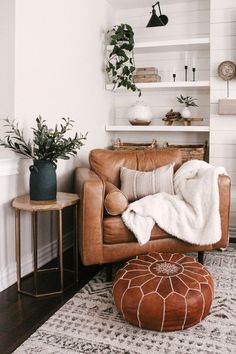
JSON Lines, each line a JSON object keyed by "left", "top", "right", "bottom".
{"left": 122, "top": 160, "right": 227, "bottom": 246}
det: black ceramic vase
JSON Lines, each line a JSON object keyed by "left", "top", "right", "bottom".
{"left": 29, "top": 160, "right": 57, "bottom": 201}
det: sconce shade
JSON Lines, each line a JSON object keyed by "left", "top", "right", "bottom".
{"left": 146, "top": 9, "right": 165, "bottom": 27}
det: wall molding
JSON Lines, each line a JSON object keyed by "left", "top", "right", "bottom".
{"left": 0, "top": 231, "right": 73, "bottom": 292}
{"left": 0, "top": 158, "right": 19, "bottom": 177}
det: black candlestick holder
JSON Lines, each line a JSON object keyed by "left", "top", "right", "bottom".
{"left": 192, "top": 67, "right": 196, "bottom": 81}
{"left": 184, "top": 65, "right": 188, "bottom": 81}
{"left": 173, "top": 73, "right": 176, "bottom": 82}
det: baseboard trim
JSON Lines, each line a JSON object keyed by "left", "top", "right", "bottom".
{"left": 0, "top": 231, "right": 73, "bottom": 292}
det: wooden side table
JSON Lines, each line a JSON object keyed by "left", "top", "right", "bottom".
{"left": 12, "top": 192, "right": 79, "bottom": 297}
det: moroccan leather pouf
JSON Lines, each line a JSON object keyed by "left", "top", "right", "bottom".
{"left": 113, "top": 253, "right": 214, "bottom": 332}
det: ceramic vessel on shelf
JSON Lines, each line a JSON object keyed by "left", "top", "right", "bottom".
{"left": 181, "top": 106, "right": 191, "bottom": 119}
{"left": 128, "top": 101, "right": 152, "bottom": 125}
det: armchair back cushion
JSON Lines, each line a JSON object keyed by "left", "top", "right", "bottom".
{"left": 89, "top": 148, "right": 182, "bottom": 187}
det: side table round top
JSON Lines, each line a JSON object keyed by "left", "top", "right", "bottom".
{"left": 12, "top": 192, "right": 79, "bottom": 212}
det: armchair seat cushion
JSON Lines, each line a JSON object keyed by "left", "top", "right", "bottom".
{"left": 103, "top": 215, "right": 169, "bottom": 244}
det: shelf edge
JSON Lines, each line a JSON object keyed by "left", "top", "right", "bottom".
{"left": 105, "top": 125, "right": 210, "bottom": 132}
{"left": 106, "top": 37, "right": 210, "bottom": 51}
{"left": 106, "top": 81, "right": 210, "bottom": 90}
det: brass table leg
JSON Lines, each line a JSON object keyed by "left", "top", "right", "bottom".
{"left": 32, "top": 211, "right": 38, "bottom": 294}
{"left": 15, "top": 209, "right": 21, "bottom": 292}
{"left": 50, "top": 210, "right": 57, "bottom": 262}
{"left": 74, "top": 204, "right": 78, "bottom": 283}
{"left": 58, "top": 209, "right": 63, "bottom": 291}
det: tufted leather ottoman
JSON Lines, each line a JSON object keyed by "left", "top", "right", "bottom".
{"left": 113, "top": 253, "right": 214, "bottom": 332}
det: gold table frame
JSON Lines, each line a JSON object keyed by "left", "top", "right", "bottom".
{"left": 12, "top": 192, "right": 79, "bottom": 298}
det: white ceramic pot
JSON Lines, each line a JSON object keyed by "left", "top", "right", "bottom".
{"left": 181, "top": 106, "right": 191, "bottom": 119}
{"left": 128, "top": 101, "right": 152, "bottom": 125}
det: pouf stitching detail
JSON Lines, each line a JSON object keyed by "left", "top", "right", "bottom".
{"left": 199, "top": 292, "right": 206, "bottom": 322}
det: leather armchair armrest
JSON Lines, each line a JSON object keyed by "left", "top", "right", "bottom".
{"left": 74, "top": 167, "right": 105, "bottom": 265}
{"left": 214, "top": 175, "right": 231, "bottom": 249}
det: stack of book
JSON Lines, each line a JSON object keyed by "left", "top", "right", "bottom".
{"left": 133, "top": 67, "right": 161, "bottom": 83}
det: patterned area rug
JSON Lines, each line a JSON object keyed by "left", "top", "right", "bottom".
{"left": 15, "top": 246, "right": 236, "bottom": 354}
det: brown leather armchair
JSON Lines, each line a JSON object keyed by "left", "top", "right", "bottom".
{"left": 74, "top": 148, "right": 231, "bottom": 274}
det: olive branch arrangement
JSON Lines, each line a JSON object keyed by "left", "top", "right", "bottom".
{"left": 0, "top": 116, "right": 87, "bottom": 164}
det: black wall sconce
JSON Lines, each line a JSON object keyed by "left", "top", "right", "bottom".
{"left": 146, "top": 1, "right": 168, "bottom": 27}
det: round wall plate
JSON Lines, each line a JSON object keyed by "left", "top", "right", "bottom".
{"left": 218, "top": 61, "right": 236, "bottom": 81}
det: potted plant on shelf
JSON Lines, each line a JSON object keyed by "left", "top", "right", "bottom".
{"left": 0, "top": 116, "right": 87, "bottom": 201}
{"left": 177, "top": 94, "right": 198, "bottom": 118}
{"left": 106, "top": 23, "right": 141, "bottom": 97}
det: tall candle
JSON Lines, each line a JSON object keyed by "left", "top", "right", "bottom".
{"left": 173, "top": 67, "right": 176, "bottom": 74}
{"left": 185, "top": 51, "right": 188, "bottom": 66}
{"left": 192, "top": 56, "right": 196, "bottom": 68}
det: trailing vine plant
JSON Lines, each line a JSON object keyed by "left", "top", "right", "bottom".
{"left": 106, "top": 24, "right": 141, "bottom": 97}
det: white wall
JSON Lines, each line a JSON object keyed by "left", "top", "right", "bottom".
{"left": 0, "top": 0, "right": 15, "bottom": 134}
{"left": 15, "top": 0, "right": 113, "bottom": 168}
{"left": 210, "top": 0, "right": 236, "bottom": 236}
{"left": 0, "top": 0, "right": 17, "bottom": 291}
{"left": 0, "top": 0, "right": 114, "bottom": 292}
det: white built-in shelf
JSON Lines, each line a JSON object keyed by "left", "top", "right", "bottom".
{"left": 107, "top": 37, "right": 210, "bottom": 52}
{"left": 106, "top": 125, "right": 210, "bottom": 132}
{"left": 106, "top": 81, "right": 210, "bottom": 91}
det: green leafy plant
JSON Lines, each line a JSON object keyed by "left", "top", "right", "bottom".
{"left": 106, "top": 23, "right": 141, "bottom": 97}
{"left": 177, "top": 95, "right": 198, "bottom": 107}
{"left": 0, "top": 116, "right": 87, "bottom": 163}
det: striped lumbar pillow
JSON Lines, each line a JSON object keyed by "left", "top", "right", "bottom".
{"left": 120, "top": 163, "right": 175, "bottom": 202}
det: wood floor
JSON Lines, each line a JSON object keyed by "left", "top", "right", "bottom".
{"left": 0, "top": 250, "right": 101, "bottom": 354}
